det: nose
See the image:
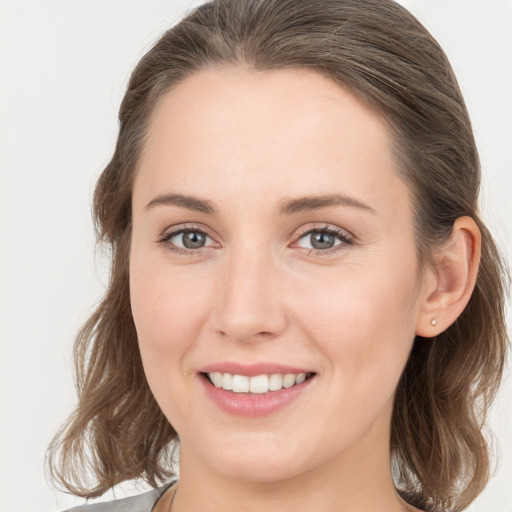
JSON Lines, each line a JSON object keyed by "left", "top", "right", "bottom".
{"left": 211, "top": 246, "right": 287, "bottom": 345}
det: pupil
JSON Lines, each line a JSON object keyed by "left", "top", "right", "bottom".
{"left": 311, "top": 232, "right": 334, "bottom": 250}
{"left": 180, "top": 231, "right": 336, "bottom": 250}
{"left": 183, "top": 231, "right": 205, "bottom": 249}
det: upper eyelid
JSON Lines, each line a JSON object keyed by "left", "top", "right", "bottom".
{"left": 294, "top": 224, "right": 352, "bottom": 240}
{"left": 160, "top": 223, "right": 214, "bottom": 241}
{"left": 159, "top": 223, "right": 353, "bottom": 247}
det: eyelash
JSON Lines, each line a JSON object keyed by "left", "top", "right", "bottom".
{"left": 157, "top": 224, "right": 354, "bottom": 258}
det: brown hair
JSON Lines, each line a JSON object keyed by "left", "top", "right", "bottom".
{"left": 47, "top": 1, "right": 509, "bottom": 510}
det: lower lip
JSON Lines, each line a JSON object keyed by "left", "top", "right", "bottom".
{"left": 199, "top": 373, "right": 315, "bottom": 417}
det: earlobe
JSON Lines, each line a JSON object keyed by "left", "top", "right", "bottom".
{"left": 416, "top": 216, "right": 481, "bottom": 337}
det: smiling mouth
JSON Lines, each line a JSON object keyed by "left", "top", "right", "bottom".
{"left": 203, "top": 371, "right": 316, "bottom": 394}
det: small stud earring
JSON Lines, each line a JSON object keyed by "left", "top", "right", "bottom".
{"left": 431, "top": 319, "right": 437, "bottom": 326}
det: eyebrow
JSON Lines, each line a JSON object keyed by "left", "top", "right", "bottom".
{"left": 145, "top": 192, "right": 376, "bottom": 215}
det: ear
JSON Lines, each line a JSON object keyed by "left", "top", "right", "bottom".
{"left": 415, "top": 216, "right": 481, "bottom": 337}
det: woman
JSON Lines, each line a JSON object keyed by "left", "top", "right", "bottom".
{"left": 47, "top": 0, "right": 509, "bottom": 511}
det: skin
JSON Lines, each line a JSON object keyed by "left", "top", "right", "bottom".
{"left": 129, "top": 66, "right": 481, "bottom": 512}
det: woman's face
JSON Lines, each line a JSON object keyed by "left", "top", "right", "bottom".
{"left": 130, "top": 67, "right": 431, "bottom": 483}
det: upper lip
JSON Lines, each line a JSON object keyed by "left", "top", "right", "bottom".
{"left": 199, "top": 361, "right": 315, "bottom": 377}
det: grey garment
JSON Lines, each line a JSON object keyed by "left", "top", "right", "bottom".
{"left": 63, "top": 483, "right": 174, "bottom": 512}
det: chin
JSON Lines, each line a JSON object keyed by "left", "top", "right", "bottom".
{"left": 214, "top": 455, "right": 307, "bottom": 484}
{"left": 193, "top": 432, "right": 320, "bottom": 484}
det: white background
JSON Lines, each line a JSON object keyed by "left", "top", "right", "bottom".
{"left": 0, "top": 1, "right": 510, "bottom": 511}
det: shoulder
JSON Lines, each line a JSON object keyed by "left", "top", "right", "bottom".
{"left": 62, "top": 484, "right": 172, "bottom": 512}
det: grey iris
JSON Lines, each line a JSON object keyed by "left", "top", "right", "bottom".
{"left": 311, "top": 232, "right": 335, "bottom": 249}
{"left": 183, "top": 231, "right": 206, "bottom": 249}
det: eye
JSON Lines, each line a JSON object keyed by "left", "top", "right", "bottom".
{"left": 294, "top": 225, "right": 353, "bottom": 256}
{"left": 158, "top": 225, "right": 216, "bottom": 255}
{"left": 158, "top": 223, "right": 353, "bottom": 257}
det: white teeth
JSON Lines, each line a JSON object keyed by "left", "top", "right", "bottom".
{"left": 211, "top": 372, "right": 223, "bottom": 388}
{"left": 283, "top": 373, "right": 297, "bottom": 388}
{"left": 222, "top": 372, "right": 233, "bottom": 391}
{"left": 268, "top": 373, "right": 283, "bottom": 391}
{"left": 249, "top": 374, "right": 269, "bottom": 394}
{"left": 295, "top": 373, "right": 306, "bottom": 384}
{"left": 231, "top": 374, "right": 249, "bottom": 392}
{"left": 207, "top": 371, "right": 311, "bottom": 393}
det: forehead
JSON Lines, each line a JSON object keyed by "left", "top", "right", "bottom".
{"left": 135, "top": 66, "right": 412, "bottom": 223}
{"left": 142, "top": 66, "right": 389, "bottom": 167}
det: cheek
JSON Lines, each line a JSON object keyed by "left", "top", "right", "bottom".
{"left": 129, "top": 257, "right": 212, "bottom": 425}
{"left": 298, "top": 257, "right": 420, "bottom": 386}
{"left": 130, "top": 260, "right": 204, "bottom": 356}
{"left": 131, "top": 251, "right": 419, "bottom": 367}
{"left": 129, "top": 248, "right": 222, "bottom": 416}
{"left": 130, "top": 233, "right": 421, "bottom": 403}
{"left": 286, "top": 259, "right": 420, "bottom": 450}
